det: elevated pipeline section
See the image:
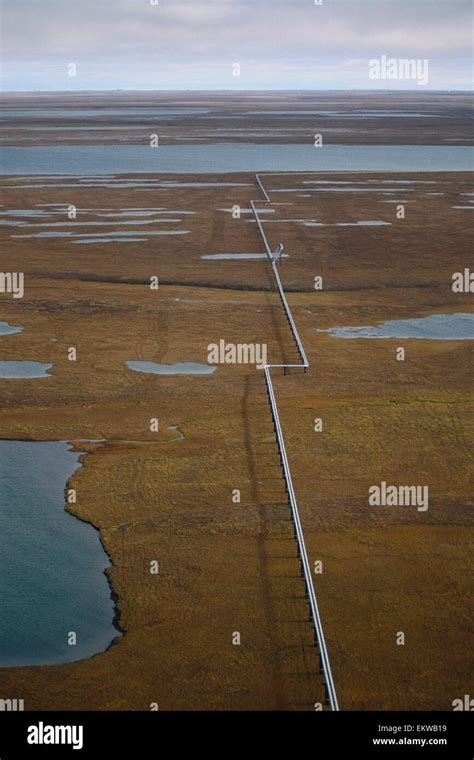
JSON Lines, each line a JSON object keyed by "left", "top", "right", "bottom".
{"left": 251, "top": 174, "right": 339, "bottom": 711}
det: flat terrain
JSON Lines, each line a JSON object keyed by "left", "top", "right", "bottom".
{"left": 1, "top": 91, "right": 473, "bottom": 146}
{"left": 0, "top": 164, "right": 472, "bottom": 710}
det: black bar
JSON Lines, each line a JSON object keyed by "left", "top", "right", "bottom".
{"left": 0, "top": 711, "right": 471, "bottom": 758}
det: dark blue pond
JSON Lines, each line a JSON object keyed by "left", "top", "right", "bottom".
{"left": 0, "top": 441, "right": 120, "bottom": 666}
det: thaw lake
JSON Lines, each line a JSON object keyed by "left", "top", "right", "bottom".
{"left": 242, "top": 111, "right": 443, "bottom": 118}
{"left": 202, "top": 252, "right": 288, "bottom": 260}
{"left": 127, "top": 361, "right": 216, "bottom": 375}
{"left": 0, "top": 441, "right": 119, "bottom": 666}
{"left": 1, "top": 144, "right": 472, "bottom": 175}
{"left": 317, "top": 313, "right": 474, "bottom": 340}
{"left": 0, "top": 321, "right": 22, "bottom": 336}
{"left": 0, "top": 361, "right": 52, "bottom": 378}
{"left": 0, "top": 108, "right": 210, "bottom": 118}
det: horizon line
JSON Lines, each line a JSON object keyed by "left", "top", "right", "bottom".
{"left": 1, "top": 88, "right": 473, "bottom": 95}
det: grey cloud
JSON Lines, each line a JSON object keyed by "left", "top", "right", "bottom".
{"left": 1, "top": 0, "right": 471, "bottom": 89}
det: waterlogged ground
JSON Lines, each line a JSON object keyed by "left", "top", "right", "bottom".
{"left": 316, "top": 313, "right": 474, "bottom": 340}
{"left": 1, "top": 91, "right": 472, "bottom": 146}
{"left": 0, "top": 163, "right": 472, "bottom": 710}
{"left": 0, "top": 441, "right": 119, "bottom": 666}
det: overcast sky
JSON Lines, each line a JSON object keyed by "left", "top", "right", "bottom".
{"left": 1, "top": 0, "right": 472, "bottom": 91}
